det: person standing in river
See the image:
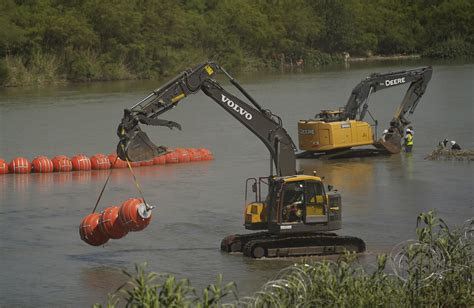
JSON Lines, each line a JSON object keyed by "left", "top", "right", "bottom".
{"left": 450, "top": 140, "right": 462, "bottom": 150}
{"left": 404, "top": 128, "right": 414, "bottom": 153}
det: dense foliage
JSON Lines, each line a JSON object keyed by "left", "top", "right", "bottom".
{"left": 95, "top": 211, "right": 473, "bottom": 307}
{"left": 1, "top": 0, "right": 473, "bottom": 85}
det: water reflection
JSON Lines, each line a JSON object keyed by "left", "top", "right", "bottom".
{"left": 299, "top": 159, "right": 375, "bottom": 195}
{"left": 1, "top": 62, "right": 472, "bottom": 307}
{"left": 79, "top": 266, "right": 127, "bottom": 303}
{"left": 0, "top": 162, "right": 213, "bottom": 194}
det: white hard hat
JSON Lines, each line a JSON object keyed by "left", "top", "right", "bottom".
{"left": 383, "top": 129, "right": 388, "bottom": 133}
{"left": 451, "top": 140, "right": 456, "bottom": 145}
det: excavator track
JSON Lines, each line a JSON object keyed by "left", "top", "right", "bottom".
{"left": 241, "top": 234, "right": 365, "bottom": 258}
{"left": 221, "top": 232, "right": 271, "bottom": 253}
{"left": 221, "top": 232, "right": 364, "bottom": 258}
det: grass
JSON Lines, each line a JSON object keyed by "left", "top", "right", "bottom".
{"left": 2, "top": 53, "right": 64, "bottom": 87}
{"left": 94, "top": 211, "right": 473, "bottom": 307}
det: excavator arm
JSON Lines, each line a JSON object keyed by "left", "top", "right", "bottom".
{"left": 117, "top": 62, "right": 296, "bottom": 176}
{"left": 333, "top": 66, "right": 432, "bottom": 134}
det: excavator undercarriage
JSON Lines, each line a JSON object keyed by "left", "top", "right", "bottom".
{"left": 221, "top": 232, "right": 365, "bottom": 258}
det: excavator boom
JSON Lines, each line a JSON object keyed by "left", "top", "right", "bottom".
{"left": 117, "top": 62, "right": 296, "bottom": 176}
{"left": 341, "top": 66, "right": 432, "bottom": 128}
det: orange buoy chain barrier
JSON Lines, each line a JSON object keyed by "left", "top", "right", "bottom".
{"left": 99, "top": 206, "right": 128, "bottom": 239}
{"left": 0, "top": 158, "right": 9, "bottom": 174}
{"left": 32, "top": 156, "right": 54, "bottom": 173}
{"left": 80, "top": 198, "right": 153, "bottom": 246}
{"left": 0, "top": 148, "right": 213, "bottom": 175}
{"left": 90, "top": 154, "right": 111, "bottom": 170}
{"left": 71, "top": 154, "right": 91, "bottom": 171}
{"left": 9, "top": 157, "right": 31, "bottom": 174}
{"left": 79, "top": 212, "right": 110, "bottom": 246}
{"left": 52, "top": 155, "right": 73, "bottom": 172}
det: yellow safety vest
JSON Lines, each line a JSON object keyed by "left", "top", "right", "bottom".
{"left": 406, "top": 134, "right": 413, "bottom": 146}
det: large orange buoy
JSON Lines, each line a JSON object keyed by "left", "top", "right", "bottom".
{"left": 153, "top": 155, "right": 167, "bottom": 165}
{"left": 129, "top": 160, "right": 141, "bottom": 168}
{"left": 79, "top": 213, "right": 109, "bottom": 246}
{"left": 52, "top": 155, "right": 73, "bottom": 172}
{"left": 0, "top": 158, "right": 9, "bottom": 174}
{"left": 197, "top": 149, "right": 212, "bottom": 161}
{"left": 32, "top": 156, "right": 54, "bottom": 173}
{"left": 175, "top": 148, "right": 191, "bottom": 163}
{"left": 165, "top": 151, "right": 179, "bottom": 164}
{"left": 9, "top": 157, "right": 31, "bottom": 174}
{"left": 71, "top": 154, "right": 91, "bottom": 171}
{"left": 108, "top": 153, "right": 128, "bottom": 169}
{"left": 99, "top": 206, "right": 128, "bottom": 239}
{"left": 189, "top": 150, "right": 202, "bottom": 162}
{"left": 90, "top": 153, "right": 111, "bottom": 170}
{"left": 119, "top": 198, "right": 152, "bottom": 232}
{"left": 140, "top": 160, "right": 154, "bottom": 167}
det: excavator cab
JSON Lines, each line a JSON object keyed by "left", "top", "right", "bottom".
{"left": 316, "top": 109, "right": 345, "bottom": 122}
{"left": 244, "top": 175, "right": 341, "bottom": 234}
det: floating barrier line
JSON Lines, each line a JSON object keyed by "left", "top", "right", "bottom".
{"left": 0, "top": 148, "right": 213, "bottom": 175}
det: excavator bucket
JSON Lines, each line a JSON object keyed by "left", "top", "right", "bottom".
{"left": 117, "top": 130, "right": 168, "bottom": 162}
{"left": 373, "top": 130, "right": 402, "bottom": 154}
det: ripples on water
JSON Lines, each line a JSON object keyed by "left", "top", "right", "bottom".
{"left": 0, "top": 61, "right": 472, "bottom": 306}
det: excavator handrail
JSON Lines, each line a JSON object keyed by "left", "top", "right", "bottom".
{"left": 117, "top": 61, "right": 297, "bottom": 176}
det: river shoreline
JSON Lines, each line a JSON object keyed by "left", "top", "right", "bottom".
{"left": 0, "top": 54, "right": 427, "bottom": 89}
{"left": 347, "top": 54, "right": 421, "bottom": 62}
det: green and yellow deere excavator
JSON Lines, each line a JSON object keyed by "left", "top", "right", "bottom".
{"left": 298, "top": 66, "right": 433, "bottom": 158}
{"left": 116, "top": 61, "right": 365, "bottom": 258}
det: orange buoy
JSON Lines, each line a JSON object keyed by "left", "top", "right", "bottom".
{"left": 140, "top": 160, "right": 154, "bottom": 167}
{"left": 9, "top": 157, "right": 31, "bottom": 174}
{"left": 130, "top": 161, "right": 141, "bottom": 168}
{"left": 108, "top": 153, "right": 128, "bottom": 169}
{"left": 198, "top": 149, "right": 213, "bottom": 161}
{"left": 79, "top": 213, "right": 109, "bottom": 246}
{"left": 52, "top": 155, "right": 73, "bottom": 172}
{"left": 186, "top": 148, "right": 199, "bottom": 153}
{"left": 165, "top": 151, "right": 179, "bottom": 164}
{"left": 32, "top": 156, "right": 54, "bottom": 173}
{"left": 153, "top": 154, "right": 166, "bottom": 165}
{"left": 175, "top": 148, "right": 191, "bottom": 163}
{"left": 99, "top": 206, "right": 128, "bottom": 239}
{"left": 0, "top": 158, "right": 9, "bottom": 174}
{"left": 189, "top": 150, "right": 202, "bottom": 162}
{"left": 119, "top": 198, "right": 152, "bottom": 232}
{"left": 90, "top": 154, "right": 111, "bottom": 170}
{"left": 71, "top": 154, "right": 91, "bottom": 171}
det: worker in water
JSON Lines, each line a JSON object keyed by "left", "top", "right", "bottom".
{"left": 404, "top": 128, "right": 414, "bottom": 153}
{"left": 382, "top": 129, "right": 389, "bottom": 141}
{"left": 450, "top": 140, "right": 462, "bottom": 150}
{"left": 438, "top": 138, "right": 449, "bottom": 149}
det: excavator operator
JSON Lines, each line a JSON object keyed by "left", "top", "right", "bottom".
{"left": 283, "top": 183, "right": 304, "bottom": 222}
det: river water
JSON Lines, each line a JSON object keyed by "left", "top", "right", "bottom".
{"left": 0, "top": 60, "right": 472, "bottom": 306}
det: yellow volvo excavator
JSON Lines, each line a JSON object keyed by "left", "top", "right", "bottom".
{"left": 116, "top": 62, "right": 365, "bottom": 258}
{"left": 298, "top": 67, "right": 432, "bottom": 158}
